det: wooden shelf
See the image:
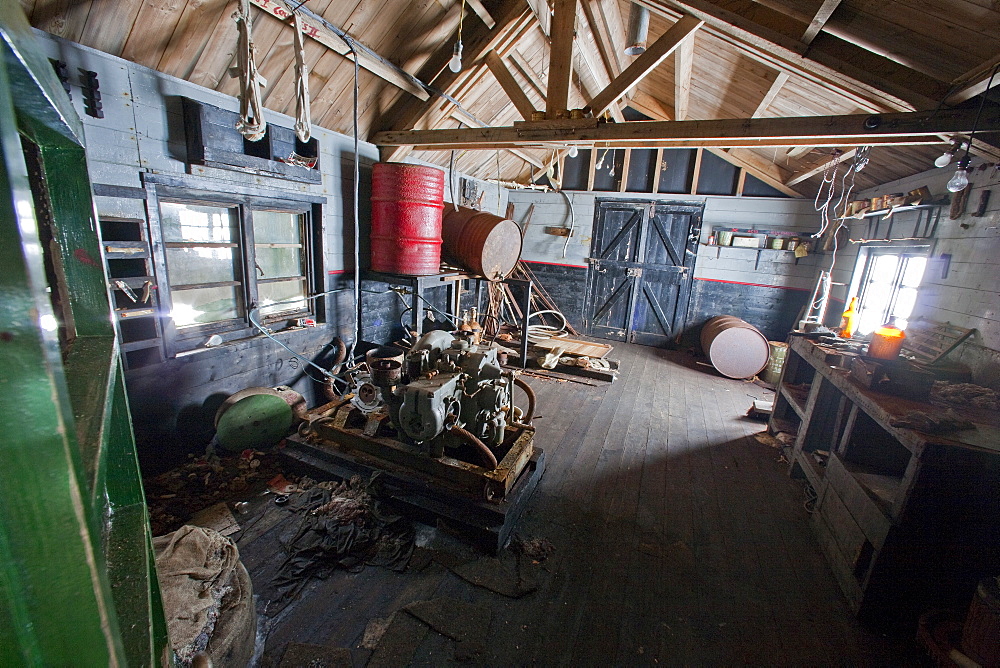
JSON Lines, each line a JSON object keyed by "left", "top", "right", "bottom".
{"left": 780, "top": 383, "right": 810, "bottom": 420}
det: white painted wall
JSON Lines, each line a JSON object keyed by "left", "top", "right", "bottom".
{"left": 856, "top": 157, "right": 1000, "bottom": 381}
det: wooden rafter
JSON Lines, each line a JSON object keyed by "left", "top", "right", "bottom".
{"left": 580, "top": 0, "right": 619, "bottom": 84}
{"left": 635, "top": 0, "right": 948, "bottom": 113}
{"left": 588, "top": 14, "right": 703, "bottom": 117}
{"left": 485, "top": 50, "right": 538, "bottom": 120}
{"left": 946, "top": 55, "right": 1000, "bottom": 105}
{"left": 673, "top": 33, "right": 694, "bottom": 121}
{"left": 627, "top": 90, "right": 674, "bottom": 120}
{"left": 786, "top": 148, "right": 857, "bottom": 186}
{"left": 450, "top": 113, "right": 546, "bottom": 168}
{"left": 371, "top": 107, "right": 995, "bottom": 150}
{"left": 710, "top": 148, "right": 800, "bottom": 197}
{"left": 250, "top": 0, "right": 428, "bottom": 100}
{"left": 801, "top": 0, "right": 842, "bottom": 45}
{"left": 546, "top": 0, "right": 580, "bottom": 117}
{"left": 375, "top": 0, "right": 531, "bottom": 161}
{"left": 465, "top": 0, "right": 496, "bottom": 28}
{"left": 752, "top": 71, "right": 788, "bottom": 118}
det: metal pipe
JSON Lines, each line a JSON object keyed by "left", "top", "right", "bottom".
{"left": 625, "top": 4, "right": 650, "bottom": 56}
{"left": 449, "top": 426, "right": 498, "bottom": 470}
{"left": 513, "top": 376, "right": 536, "bottom": 424}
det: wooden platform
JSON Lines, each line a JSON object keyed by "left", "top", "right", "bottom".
{"left": 236, "top": 343, "right": 898, "bottom": 665}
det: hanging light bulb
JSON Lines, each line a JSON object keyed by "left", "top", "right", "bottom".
{"left": 935, "top": 148, "right": 956, "bottom": 168}
{"left": 947, "top": 156, "right": 971, "bottom": 192}
{"left": 449, "top": 40, "right": 463, "bottom": 73}
{"left": 568, "top": 145, "right": 579, "bottom": 158}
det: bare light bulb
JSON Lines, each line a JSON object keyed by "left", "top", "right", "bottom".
{"left": 947, "top": 157, "right": 971, "bottom": 192}
{"left": 568, "top": 145, "right": 579, "bottom": 158}
{"left": 934, "top": 150, "right": 955, "bottom": 168}
{"left": 449, "top": 41, "right": 463, "bottom": 73}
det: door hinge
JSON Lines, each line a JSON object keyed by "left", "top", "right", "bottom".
{"left": 626, "top": 267, "right": 643, "bottom": 277}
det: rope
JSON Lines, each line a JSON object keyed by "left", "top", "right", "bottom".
{"left": 233, "top": 0, "right": 266, "bottom": 141}
{"left": 292, "top": 11, "right": 312, "bottom": 143}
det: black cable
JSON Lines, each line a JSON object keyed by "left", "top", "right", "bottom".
{"left": 961, "top": 63, "right": 1000, "bottom": 164}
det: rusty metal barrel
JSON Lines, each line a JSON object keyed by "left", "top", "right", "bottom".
{"left": 370, "top": 162, "right": 445, "bottom": 275}
{"left": 700, "top": 315, "right": 770, "bottom": 379}
{"left": 441, "top": 205, "right": 522, "bottom": 280}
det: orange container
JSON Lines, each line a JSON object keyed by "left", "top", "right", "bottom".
{"left": 868, "top": 324, "right": 906, "bottom": 360}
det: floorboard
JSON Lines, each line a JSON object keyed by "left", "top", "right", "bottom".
{"left": 234, "top": 343, "right": 897, "bottom": 666}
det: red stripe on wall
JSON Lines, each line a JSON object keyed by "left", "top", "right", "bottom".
{"left": 694, "top": 277, "right": 811, "bottom": 292}
{"left": 328, "top": 269, "right": 349, "bottom": 275}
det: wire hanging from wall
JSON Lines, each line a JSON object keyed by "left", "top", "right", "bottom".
{"left": 234, "top": 0, "right": 266, "bottom": 141}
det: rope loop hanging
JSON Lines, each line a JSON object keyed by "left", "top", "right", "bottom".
{"left": 292, "top": 10, "right": 312, "bottom": 143}
{"left": 234, "top": 0, "right": 266, "bottom": 141}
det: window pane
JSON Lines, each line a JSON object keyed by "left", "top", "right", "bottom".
{"left": 161, "top": 202, "right": 237, "bottom": 242}
{"left": 870, "top": 254, "right": 900, "bottom": 283}
{"left": 166, "top": 246, "right": 239, "bottom": 285}
{"left": 254, "top": 246, "right": 303, "bottom": 279}
{"left": 892, "top": 287, "right": 918, "bottom": 320}
{"left": 253, "top": 210, "right": 302, "bottom": 244}
{"left": 901, "top": 256, "right": 926, "bottom": 287}
{"left": 259, "top": 279, "right": 307, "bottom": 316}
{"left": 171, "top": 286, "right": 242, "bottom": 328}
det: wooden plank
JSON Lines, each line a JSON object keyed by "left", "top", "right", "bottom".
{"left": 736, "top": 166, "right": 747, "bottom": 195}
{"left": 155, "top": 0, "right": 231, "bottom": 79}
{"left": 588, "top": 14, "right": 703, "bottom": 117}
{"left": 485, "top": 50, "right": 538, "bottom": 120}
{"left": 752, "top": 70, "right": 789, "bottom": 117}
{"left": 690, "top": 147, "right": 702, "bottom": 193}
{"left": 372, "top": 107, "right": 987, "bottom": 150}
{"left": 946, "top": 54, "right": 1000, "bottom": 105}
{"left": 786, "top": 147, "right": 856, "bottom": 186}
{"left": 249, "top": 0, "right": 429, "bottom": 100}
{"left": 465, "top": 0, "right": 495, "bottom": 28}
{"left": 579, "top": 0, "right": 618, "bottom": 83}
{"left": 120, "top": 0, "right": 187, "bottom": 69}
{"left": 77, "top": 0, "right": 143, "bottom": 55}
{"left": 713, "top": 148, "right": 801, "bottom": 197}
{"left": 545, "top": 0, "right": 580, "bottom": 117}
{"left": 801, "top": 0, "right": 842, "bottom": 45}
{"left": 674, "top": 32, "right": 695, "bottom": 121}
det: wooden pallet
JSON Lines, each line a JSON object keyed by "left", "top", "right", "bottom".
{"left": 903, "top": 317, "right": 976, "bottom": 365}
{"left": 532, "top": 337, "right": 613, "bottom": 359}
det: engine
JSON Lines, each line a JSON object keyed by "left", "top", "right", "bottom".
{"left": 370, "top": 330, "right": 517, "bottom": 460}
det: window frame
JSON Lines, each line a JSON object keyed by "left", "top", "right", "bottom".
{"left": 849, "top": 244, "right": 930, "bottom": 334}
{"left": 144, "top": 175, "right": 325, "bottom": 357}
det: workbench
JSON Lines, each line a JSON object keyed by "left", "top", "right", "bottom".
{"left": 769, "top": 336, "right": 1000, "bottom": 630}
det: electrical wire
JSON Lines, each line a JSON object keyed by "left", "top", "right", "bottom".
{"left": 959, "top": 63, "right": 1000, "bottom": 165}
{"left": 559, "top": 190, "right": 575, "bottom": 259}
{"left": 449, "top": 150, "right": 459, "bottom": 211}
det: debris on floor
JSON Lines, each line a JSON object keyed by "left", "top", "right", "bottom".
{"left": 754, "top": 431, "right": 795, "bottom": 449}
{"left": 932, "top": 381, "right": 1000, "bottom": 411}
{"left": 188, "top": 501, "right": 240, "bottom": 537}
{"left": 366, "top": 610, "right": 430, "bottom": 668}
{"left": 278, "top": 642, "right": 352, "bottom": 668}
{"left": 404, "top": 597, "right": 492, "bottom": 658}
{"left": 746, "top": 400, "right": 774, "bottom": 420}
{"left": 889, "top": 409, "right": 976, "bottom": 433}
{"left": 268, "top": 475, "right": 414, "bottom": 601}
{"left": 451, "top": 556, "right": 538, "bottom": 598}
{"left": 511, "top": 535, "right": 556, "bottom": 563}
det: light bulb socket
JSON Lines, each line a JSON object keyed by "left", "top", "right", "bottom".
{"left": 956, "top": 156, "right": 971, "bottom": 170}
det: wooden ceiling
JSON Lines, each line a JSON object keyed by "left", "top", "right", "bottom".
{"left": 22, "top": 0, "right": 1000, "bottom": 197}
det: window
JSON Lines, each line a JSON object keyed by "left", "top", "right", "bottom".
{"left": 852, "top": 249, "right": 928, "bottom": 335}
{"left": 146, "top": 179, "right": 322, "bottom": 355}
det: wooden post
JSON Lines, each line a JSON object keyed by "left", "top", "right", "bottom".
{"left": 546, "top": 0, "right": 579, "bottom": 118}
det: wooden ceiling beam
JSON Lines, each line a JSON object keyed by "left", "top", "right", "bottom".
{"left": 580, "top": 0, "right": 621, "bottom": 82}
{"left": 626, "top": 90, "right": 675, "bottom": 120}
{"left": 752, "top": 70, "right": 788, "bottom": 118}
{"left": 465, "top": 0, "right": 496, "bottom": 28}
{"left": 785, "top": 148, "right": 856, "bottom": 186}
{"left": 800, "top": 0, "right": 841, "bottom": 45}
{"left": 372, "top": 107, "right": 992, "bottom": 150}
{"left": 636, "top": 0, "right": 948, "bottom": 113}
{"left": 946, "top": 56, "right": 1000, "bottom": 106}
{"left": 709, "top": 148, "right": 801, "bottom": 197}
{"left": 546, "top": 0, "right": 580, "bottom": 117}
{"left": 485, "top": 50, "right": 538, "bottom": 120}
{"left": 673, "top": 33, "right": 694, "bottom": 120}
{"left": 450, "top": 113, "right": 546, "bottom": 168}
{"left": 250, "top": 0, "right": 428, "bottom": 100}
{"left": 588, "top": 14, "right": 703, "bottom": 118}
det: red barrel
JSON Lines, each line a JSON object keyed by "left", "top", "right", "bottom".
{"left": 370, "top": 163, "right": 445, "bottom": 275}
{"left": 441, "top": 205, "right": 523, "bottom": 280}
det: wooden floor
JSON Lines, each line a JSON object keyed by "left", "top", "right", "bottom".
{"left": 241, "top": 343, "right": 897, "bottom": 666}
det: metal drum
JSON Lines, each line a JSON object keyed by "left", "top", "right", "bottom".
{"left": 370, "top": 162, "right": 445, "bottom": 275}
{"left": 441, "top": 205, "right": 522, "bottom": 280}
{"left": 700, "top": 315, "right": 770, "bottom": 379}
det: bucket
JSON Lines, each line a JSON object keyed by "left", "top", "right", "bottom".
{"left": 441, "top": 205, "right": 523, "bottom": 280}
{"left": 700, "top": 316, "right": 770, "bottom": 379}
{"left": 370, "top": 163, "right": 445, "bottom": 275}
{"left": 761, "top": 341, "right": 788, "bottom": 385}
{"left": 868, "top": 325, "right": 906, "bottom": 360}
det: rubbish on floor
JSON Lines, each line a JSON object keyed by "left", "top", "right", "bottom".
{"left": 889, "top": 409, "right": 976, "bottom": 434}
{"left": 533, "top": 337, "right": 612, "bottom": 358}
{"left": 932, "top": 381, "right": 1000, "bottom": 411}
{"left": 278, "top": 642, "right": 353, "bottom": 668}
{"left": 511, "top": 535, "right": 556, "bottom": 563}
{"left": 269, "top": 476, "right": 414, "bottom": 600}
{"left": 154, "top": 525, "right": 255, "bottom": 667}
{"left": 746, "top": 400, "right": 774, "bottom": 420}
{"left": 451, "top": 556, "right": 538, "bottom": 598}
{"left": 360, "top": 617, "right": 391, "bottom": 650}
{"left": 404, "top": 597, "right": 492, "bottom": 658}
{"left": 189, "top": 502, "right": 240, "bottom": 537}
{"left": 754, "top": 432, "right": 781, "bottom": 448}
{"left": 267, "top": 473, "right": 298, "bottom": 494}
{"left": 366, "top": 610, "right": 430, "bottom": 668}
